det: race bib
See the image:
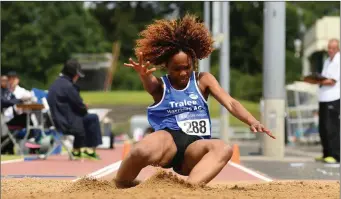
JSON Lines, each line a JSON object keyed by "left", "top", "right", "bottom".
{"left": 176, "top": 111, "right": 211, "bottom": 136}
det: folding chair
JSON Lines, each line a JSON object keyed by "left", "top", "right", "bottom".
{"left": 39, "top": 97, "right": 75, "bottom": 160}
{"left": 1, "top": 109, "right": 29, "bottom": 155}
{"left": 1, "top": 125, "right": 25, "bottom": 155}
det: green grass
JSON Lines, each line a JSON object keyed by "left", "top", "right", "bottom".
{"left": 81, "top": 91, "right": 260, "bottom": 127}
{"left": 1, "top": 155, "right": 22, "bottom": 161}
{"left": 81, "top": 91, "right": 154, "bottom": 106}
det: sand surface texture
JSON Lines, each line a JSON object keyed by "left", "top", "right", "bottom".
{"left": 2, "top": 170, "right": 339, "bottom": 199}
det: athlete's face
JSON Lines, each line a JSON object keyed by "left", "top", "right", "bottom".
{"left": 166, "top": 51, "right": 193, "bottom": 89}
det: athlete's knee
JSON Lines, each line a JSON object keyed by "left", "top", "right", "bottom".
{"left": 129, "top": 144, "right": 159, "bottom": 164}
{"left": 223, "top": 145, "right": 233, "bottom": 161}
{"left": 130, "top": 145, "right": 149, "bottom": 160}
{"left": 213, "top": 142, "right": 233, "bottom": 163}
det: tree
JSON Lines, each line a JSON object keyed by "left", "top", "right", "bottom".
{"left": 1, "top": 2, "right": 109, "bottom": 88}
{"left": 88, "top": 2, "right": 176, "bottom": 90}
{"left": 3, "top": 1, "right": 339, "bottom": 94}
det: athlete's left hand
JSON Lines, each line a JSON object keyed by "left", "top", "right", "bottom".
{"left": 250, "top": 121, "right": 276, "bottom": 139}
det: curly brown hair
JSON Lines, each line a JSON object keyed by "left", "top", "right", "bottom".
{"left": 135, "top": 14, "right": 214, "bottom": 71}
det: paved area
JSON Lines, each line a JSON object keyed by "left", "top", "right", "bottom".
{"left": 231, "top": 139, "right": 340, "bottom": 181}
{"left": 234, "top": 139, "right": 322, "bottom": 157}
{"left": 242, "top": 160, "right": 340, "bottom": 180}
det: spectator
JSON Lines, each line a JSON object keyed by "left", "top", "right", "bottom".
{"left": 304, "top": 38, "right": 340, "bottom": 163}
{"left": 7, "top": 71, "right": 35, "bottom": 102}
{"left": 1, "top": 75, "right": 22, "bottom": 112}
{"left": 1, "top": 75, "right": 21, "bottom": 154}
{"left": 1, "top": 75, "right": 28, "bottom": 128}
{"left": 1, "top": 114, "right": 12, "bottom": 154}
{"left": 47, "top": 59, "right": 102, "bottom": 160}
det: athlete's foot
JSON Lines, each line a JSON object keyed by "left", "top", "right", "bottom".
{"left": 113, "top": 178, "right": 141, "bottom": 189}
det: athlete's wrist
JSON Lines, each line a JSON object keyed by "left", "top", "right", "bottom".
{"left": 139, "top": 73, "right": 152, "bottom": 79}
{"left": 249, "top": 120, "right": 260, "bottom": 126}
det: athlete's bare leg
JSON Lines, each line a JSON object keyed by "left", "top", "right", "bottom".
{"left": 180, "top": 139, "right": 233, "bottom": 184}
{"left": 115, "top": 130, "right": 177, "bottom": 188}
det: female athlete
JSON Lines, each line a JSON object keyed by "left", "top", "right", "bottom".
{"left": 115, "top": 14, "right": 275, "bottom": 188}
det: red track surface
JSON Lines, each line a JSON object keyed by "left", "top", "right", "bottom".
{"left": 1, "top": 147, "right": 123, "bottom": 179}
{"left": 1, "top": 145, "right": 269, "bottom": 183}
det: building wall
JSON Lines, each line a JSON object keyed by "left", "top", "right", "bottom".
{"left": 302, "top": 16, "right": 340, "bottom": 75}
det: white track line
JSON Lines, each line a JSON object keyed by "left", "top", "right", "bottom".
{"left": 1, "top": 159, "right": 24, "bottom": 164}
{"left": 228, "top": 161, "right": 273, "bottom": 182}
{"left": 72, "top": 160, "right": 122, "bottom": 182}
{"left": 75, "top": 160, "right": 272, "bottom": 183}
{"left": 2, "top": 157, "right": 273, "bottom": 183}
{"left": 95, "top": 161, "right": 122, "bottom": 178}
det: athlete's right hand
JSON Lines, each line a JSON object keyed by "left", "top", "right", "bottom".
{"left": 124, "top": 52, "right": 157, "bottom": 77}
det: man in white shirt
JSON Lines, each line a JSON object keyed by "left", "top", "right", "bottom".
{"left": 7, "top": 71, "right": 35, "bottom": 102}
{"left": 304, "top": 38, "right": 340, "bottom": 163}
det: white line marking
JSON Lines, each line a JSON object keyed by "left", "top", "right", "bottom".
{"left": 95, "top": 161, "right": 122, "bottom": 178}
{"left": 228, "top": 161, "right": 273, "bottom": 182}
{"left": 75, "top": 161, "right": 273, "bottom": 182}
{"left": 324, "top": 163, "right": 340, "bottom": 168}
{"left": 73, "top": 156, "right": 273, "bottom": 183}
{"left": 82, "top": 161, "right": 273, "bottom": 182}
{"left": 1, "top": 159, "right": 24, "bottom": 164}
{"left": 72, "top": 160, "right": 122, "bottom": 182}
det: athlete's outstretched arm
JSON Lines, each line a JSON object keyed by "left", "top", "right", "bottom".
{"left": 124, "top": 52, "right": 162, "bottom": 96}
{"left": 200, "top": 72, "right": 275, "bottom": 139}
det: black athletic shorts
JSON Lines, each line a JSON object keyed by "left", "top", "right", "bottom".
{"left": 161, "top": 127, "right": 202, "bottom": 175}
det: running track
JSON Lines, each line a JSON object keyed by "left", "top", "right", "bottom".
{"left": 1, "top": 145, "right": 272, "bottom": 183}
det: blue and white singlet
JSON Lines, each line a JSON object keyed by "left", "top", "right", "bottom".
{"left": 147, "top": 71, "right": 212, "bottom": 139}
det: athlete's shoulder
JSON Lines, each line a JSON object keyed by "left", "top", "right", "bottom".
{"left": 196, "top": 72, "right": 216, "bottom": 82}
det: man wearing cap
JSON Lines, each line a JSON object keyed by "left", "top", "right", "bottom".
{"left": 47, "top": 59, "right": 102, "bottom": 160}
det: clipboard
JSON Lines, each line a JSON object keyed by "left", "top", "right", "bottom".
{"left": 303, "top": 73, "right": 327, "bottom": 81}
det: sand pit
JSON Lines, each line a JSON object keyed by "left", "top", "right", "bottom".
{"left": 1, "top": 170, "right": 340, "bottom": 199}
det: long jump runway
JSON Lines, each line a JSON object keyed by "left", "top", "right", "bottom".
{"left": 1, "top": 145, "right": 268, "bottom": 182}
{"left": 1, "top": 145, "right": 339, "bottom": 199}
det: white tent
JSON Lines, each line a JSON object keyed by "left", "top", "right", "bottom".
{"left": 286, "top": 81, "right": 319, "bottom": 95}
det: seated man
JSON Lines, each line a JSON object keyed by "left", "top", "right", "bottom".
{"left": 1, "top": 75, "right": 27, "bottom": 128}
{"left": 1, "top": 75, "right": 22, "bottom": 154}
{"left": 7, "top": 71, "right": 36, "bottom": 102}
{"left": 47, "top": 59, "right": 102, "bottom": 160}
{"left": 1, "top": 75, "right": 22, "bottom": 112}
